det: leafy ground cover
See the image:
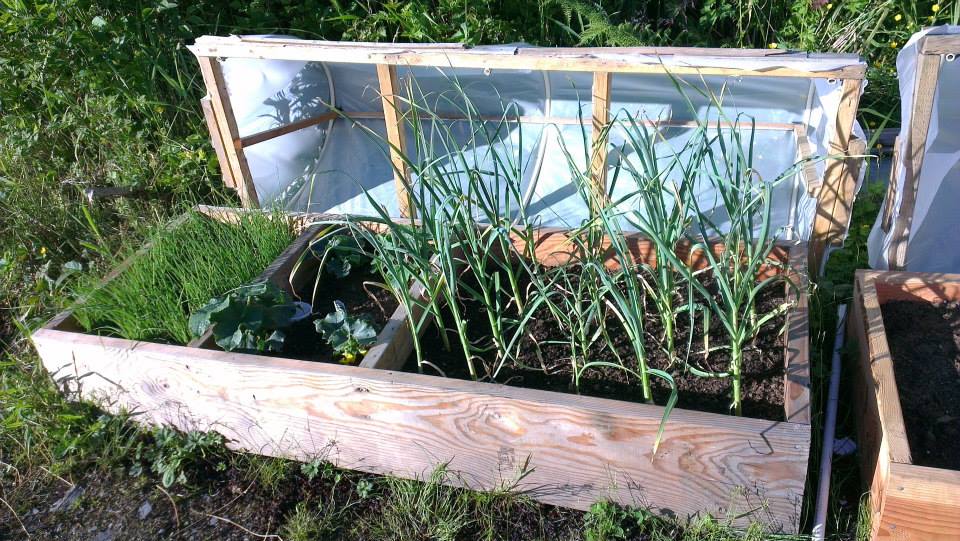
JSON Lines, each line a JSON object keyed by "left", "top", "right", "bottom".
{"left": 0, "top": 0, "right": 924, "bottom": 538}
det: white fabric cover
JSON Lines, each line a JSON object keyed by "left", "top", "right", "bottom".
{"left": 220, "top": 38, "right": 865, "bottom": 241}
{"left": 868, "top": 26, "right": 960, "bottom": 272}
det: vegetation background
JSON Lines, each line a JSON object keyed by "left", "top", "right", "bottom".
{"left": 0, "top": 1, "right": 953, "bottom": 539}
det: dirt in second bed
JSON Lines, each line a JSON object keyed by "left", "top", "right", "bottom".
{"left": 273, "top": 269, "right": 398, "bottom": 364}
{"left": 881, "top": 299, "right": 960, "bottom": 471}
{"left": 403, "top": 269, "right": 789, "bottom": 421}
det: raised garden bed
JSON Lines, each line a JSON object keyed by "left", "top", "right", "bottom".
{"left": 849, "top": 270, "right": 960, "bottom": 540}
{"left": 33, "top": 206, "right": 812, "bottom": 532}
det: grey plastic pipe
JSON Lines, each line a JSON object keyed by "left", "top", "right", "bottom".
{"left": 812, "top": 304, "right": 847, "bottom": 541}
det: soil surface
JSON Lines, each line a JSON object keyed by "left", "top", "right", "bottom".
{"left": 279, "top": 269, "right": 398, "bottom": 364}
{"left": 881, "top": 299, "right": 960, "bottom": 470}
{"left": 404, "top": 268, "right": 789, "bottom": 421}
{"left": 3, "top": 458, "right": 584, "bottom": 541}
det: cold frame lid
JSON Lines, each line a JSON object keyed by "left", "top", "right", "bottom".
{"left": 189, "top": 35, "right": 868, "bottom": 271}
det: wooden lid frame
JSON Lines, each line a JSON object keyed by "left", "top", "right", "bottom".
{"left": 189, "top": 36, "right": 867, "bottom": 274}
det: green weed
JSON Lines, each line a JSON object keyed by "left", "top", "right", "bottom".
{"left": 72, "top": 210, "right": 294, "bottom": 344}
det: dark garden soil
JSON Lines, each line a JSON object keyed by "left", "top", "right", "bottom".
{"left": 880, "top": 299, "right": 960, "bottom": 470}
{"left": 403, "top": 267, "right": 789, "bottom": 421}
{"left": 270, "top": 269, "right": 398, "bottom": 364}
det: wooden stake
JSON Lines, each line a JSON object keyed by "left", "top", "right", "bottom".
{"left": 886, "top": 52, "right": 941, "bottom": 270}
{"left": 196, "top": 56, "right": 260, "bottom": 208}
{"left": 377, "top": 64, "right": 415, "bottom": 219}
{"left": 591, "top": 72, "right": 612, "bottom": 211}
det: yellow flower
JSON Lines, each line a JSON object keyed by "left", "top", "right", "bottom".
{"left": 891, "top": 41, "right": 899, "bottom": 48}
{"left": 826, "top": 3, "right": 833, "bottom": 8}
{"left": 933, "top": 4, "right": 941, "bottom": 13}
{"left": 340, "top": 352, "right": 356, "bottom": 364}
{"left": 39, "top": 246, "right": 47, "bottom": 257}
{"left": 894, "top": 14, "right": 903, "bottom": 21}
{"left": 876, "top": 143, "right": 883, "bottom": 149}
{"left": 768, "top": 42, "right": 779, "bottom": 49}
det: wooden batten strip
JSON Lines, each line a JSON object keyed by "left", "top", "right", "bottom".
{"left": 239, "top": 111, "right": 338, "bottom": 148}
{"left": 784, "top": 243, "right": 811, "bottom": 424}
{"left": 886, "top": 53, "right": 941, "bottom": 270}
{"left": 809, "top": 78, "right": 863, "bottom": 273}
{"left": 590, "top": 72, "right": 612, "bottom": 211}
{"left": 880, "top": 135, "right": 901, "bottom": 232}
{"left": 201, "top": 97, "right": 237, "bottom": 190}
{"left": 190, "top": 37, "right": 867, "bottom": 80}
{"left": 918, "top": 34, "right": 960, "bottom": 55}
{"left": 252, "top": 108, "right": 798, "bottom": 131}
{"left": 377, "top": 64, "right": 415, "bottom": 219}
{"left": 792, "top": 123, "right": 820, "bottom": 195}
{"left": 196, "top": 56, "right": 261, "bottom": 208}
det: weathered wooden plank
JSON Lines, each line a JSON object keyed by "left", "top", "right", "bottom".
{"left": 200, "top": 96, "right": 236, "bottom": 190}
{"left": 783, "top": 244, "right": 810, "bottom": 424}
{"left": 238, "top": 111, "right": 338, "bottom": 148}
{"left": 264, "top": 109, "right": 798, "bottom": 131}
{"left": 32, "top": 326, "right": 810, "bottom": 531}
{"left": 880, "top": 135, "right": 900, "bottom": 233}
{"left": 196, "top": 56, "right": 260, "bottom": 208}
{"left": 918, "top": 34, "right": 960, "bottom": 55}
{"left": 377, "top": 64, "right": 415, "bottom": 219}
{"left": 809, "top": 77, "right": 863, "bottom": 274}
{"left": 879, "top": 463, "right": 960, "bottom": 540}
{"left": 886, "top": 53, "right": 941, "bottom": 270}
{"left": 590, "top": 72, "right": 612, "bottom": 211}
{"left": 854, "top": 271, "right": 912, "bottom": 464}
{"left": 190, "top": 36, "right": 866, "bottom": 79}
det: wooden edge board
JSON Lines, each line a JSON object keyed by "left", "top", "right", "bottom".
{"left": 188, "top": 38, "right": 866, "bottom": 80}
{"left": 886, "top": 52, "right": 941, "bottom": 270}
{"left": 809, "top": 77, "right": 863, "bottom": 274}
{"left": 377, "top": 63, "right": 415, "bottom": 218}
{"left": 238, "top": 111, "right": 337, "bottom": 148}
{"left": 878, "top": 462, "right": 960, "bottom": 539}
{"left": 590, "top": 71, "right": 612, "bottom": 210}
{"left": 853, "top": 270, "right": 913, "bottom": 464}
{"left": 879, "top": 135, "right": 900, "bottom": 233}
{"left": 918, "top": 34, "right": 960, "bottom": 55}
{"left": 200, "top": 96, "right": 237, "bottom": 190}
{"left": 783, "top": 243, "right": 811, "bottom": 424}
{"left": 32, "top": 325, "right": 810, "bottom": 530}
{"left": 196, "top": 56, "right": 260, "bottom": 208}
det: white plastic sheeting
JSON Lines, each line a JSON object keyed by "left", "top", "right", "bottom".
{"left": 220, "top": 39, "right": 865, "bottom": 240}
{"left": 868, "top": 26, "right": 960, "bottom": 272}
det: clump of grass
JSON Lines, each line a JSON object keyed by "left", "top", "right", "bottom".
{"left": 73, "top": 210, "right": 294, "bottom": 344}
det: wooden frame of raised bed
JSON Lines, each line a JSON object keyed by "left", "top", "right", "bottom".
{"left": 849, "top": 270, "right": 960, "bottom": 540}
{"left": 32, "top": 203, "right": 813, "bottom": 532}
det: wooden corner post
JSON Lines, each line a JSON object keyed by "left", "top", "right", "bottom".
{"left": 591, "top": 72, "right": 612, "bottom": 213}
{"left": 196, "top": 56, "right": 261, "bottom": 208}
{"left": 810, "top": 77, "right": 863, "bottom": 273}
{"left": 377, "top": 64, "right": 416, "bottom": 219}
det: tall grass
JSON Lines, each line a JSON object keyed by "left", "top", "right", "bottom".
{"left": 73, "top": 211, "right": 294, "bottom": 344}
